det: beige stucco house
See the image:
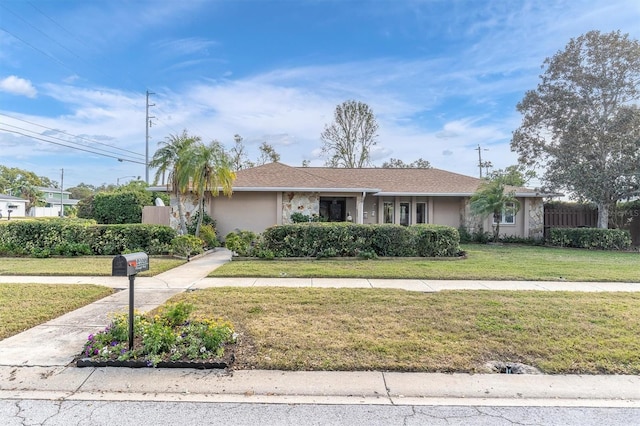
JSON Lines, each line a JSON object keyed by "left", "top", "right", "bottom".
{"left": 157, "top": 162, "right": 546, "bottom": 240}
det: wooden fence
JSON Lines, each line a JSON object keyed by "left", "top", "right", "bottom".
{"left": 543, "top": 206, "right": 598, "bottom": 239}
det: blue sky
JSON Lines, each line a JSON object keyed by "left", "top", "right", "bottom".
{"left": 1, "top": 0, "right": 639, "bottom": 188}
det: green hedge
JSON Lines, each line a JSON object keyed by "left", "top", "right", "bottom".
{"left": 548, "top": 228, "right": 631, "bottom": 250}
{"left": 257, "top": 223, "right": 461, "bottom": 258}
{"left": 0, "top": 219, "right": 176, "bottom": 256}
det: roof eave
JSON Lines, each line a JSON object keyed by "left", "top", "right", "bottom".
{"left": 233, "top": 187, "right": 380, "bottom": 193}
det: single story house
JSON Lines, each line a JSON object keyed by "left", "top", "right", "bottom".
{"left": 0, "top": 193, "right": 27, "bottom": 219}
{"left": 156, "top": 162, "right": 547, "bottom": 240}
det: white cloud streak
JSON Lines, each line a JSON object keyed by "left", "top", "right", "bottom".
{"left": 0, "top": 75, "right": 37, "bottom": 98}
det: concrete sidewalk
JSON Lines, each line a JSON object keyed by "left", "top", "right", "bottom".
{"left": 0, "top": 249, "right": 639, "bottom": 407}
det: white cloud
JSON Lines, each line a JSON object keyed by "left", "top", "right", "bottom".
{"left": 0, "top": 75, "right": 37, "bottom": 98}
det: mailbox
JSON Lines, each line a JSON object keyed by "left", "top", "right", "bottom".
{"left": 112, "top": 252, "right": 149, "bottom": 276}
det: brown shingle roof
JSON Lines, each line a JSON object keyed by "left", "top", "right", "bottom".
{"left": 233, "top": 162, "right": 539, "bottom": 196}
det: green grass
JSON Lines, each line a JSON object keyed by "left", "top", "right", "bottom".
{"left": 209, "top": 244, "right": 640, "bottom": 282}
{"left": 0, "top": 284, "right": 114, "bottom": 339}
{"left": 0, "top": 256, "right": 186, "bottom": 277}
{"left": 167, "top": 287, "right": 640, "bottom": 374}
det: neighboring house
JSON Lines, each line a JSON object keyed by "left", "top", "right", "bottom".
{"left": 154, "top": 162, "right": 548, "bottom": 240}
{"left": 30, "top": 186, "right": 80, "bottom": 217}
{"left": 0, "top": 194, "right": 27, "bottom": 219}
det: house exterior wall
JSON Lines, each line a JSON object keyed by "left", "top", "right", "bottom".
{"left": 431, "top": 197, "right": 461, "bottom": 228}
{"left": 210, "top": 191, "right": 278, "bottom": 237}
{"left": 169, "top": 194, "right": 199, "bottom": 232}
{"left": 282, "top": 192, "right": 320, "bottom": 223}
{"left": 363, "top": 195, "right": 377, "bottom": 224}
{"left": 527, "top": 198, "right": 544, "bottom": 240}
{"left": 167, "top": 188, "right": 543, "bottom": 241}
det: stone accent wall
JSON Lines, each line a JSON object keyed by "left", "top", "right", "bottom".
{"left": 169, "top": 193, "right": 199, "bottom": 233}
{"left": 282, "top": 192, "right": 320, "bottom": 224}
{"left": 460, "top": 198, "right": 484, "bottom": 234}
{"left": 528, "top": 198, "right": 544, "bottom": 240}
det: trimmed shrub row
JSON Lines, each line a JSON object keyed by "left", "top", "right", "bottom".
{"left": 548, "top": 227, "right": 631, "bottom": 250}
{"left": 255, "top": 223, "right": 461, "bottom": 258}
{"left": 0, "top": 220, "right": 176, "bottom": 256}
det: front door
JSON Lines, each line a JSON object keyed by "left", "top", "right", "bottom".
{"left": 320, "top": 197, "right": 346, "bottom": 222}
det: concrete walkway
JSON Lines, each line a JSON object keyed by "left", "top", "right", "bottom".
{"left": 0, "top": 249, "right": 639, "bottom": 407}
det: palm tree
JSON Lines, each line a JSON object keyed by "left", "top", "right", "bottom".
{"left": 149, "top": 130, "right": 200, "bottom": 235}
{"left": 180, "top": 141, "right": 235, "bottom": 236}
{"left": 469, "top": 179, "right": 520, "bottom": 241}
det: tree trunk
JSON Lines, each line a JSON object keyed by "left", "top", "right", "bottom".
{"left": 493, "top": 212, "right": 501, "bottom": 241}
{"left": 597, "top": 202, "right": 609, "bottom": 229}
{"left": 195, "top": 195, "right": 204, "bottom": 237}
{"left": 176, "top": 195, "right": 188, "bottom": 235}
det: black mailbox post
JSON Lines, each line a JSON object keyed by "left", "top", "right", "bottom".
{"left": 112, "top": 252, "right": 149, "bottom": 276}
{"left": 112, "top": 252, "right": 149, "bottom": 350}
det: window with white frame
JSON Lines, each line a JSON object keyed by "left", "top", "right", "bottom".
{"left": 494, "top": 202, "right": 516, "bottom": 225}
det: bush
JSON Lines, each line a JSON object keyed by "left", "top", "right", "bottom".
{"left": 412, "top": 225, "right": 461, "bottom": 257}
{"left": 171, "top": 235, "right": 204, "bottom": 258}
{"left": 187, "top": 211, "right": 217, "bottom": 236}
{"left": 198, "top": 224, "right": 219, "bottom": 248}
{"left": 257, "top": 223, "right": 461, "bottom": 258}
{"left": 0, "top": 220, "right": 176, "bottom": 256}
{"left": 91, "top": 190, "right": 153, "bottom": 224}
{"left": 548, "top": 228, "right": 631, "bottom": 250}
{"left": 458, "top": 226, "right": 491, "bottom": 244}
{"left": 290, "top": 212, "right": 325, "bottom": 223}
{"left": 225, "top": 230, "right": 257, "bottom": 256}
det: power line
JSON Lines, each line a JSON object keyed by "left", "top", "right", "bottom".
{"left": 0, "top": 112, "right": 145, "bottom": 159}
{"left": 1, "top": 123, "right": 143, "bottom": 161}
{"left": 0, "top": 127, "right": 146, "bottom": 164}
{"left": 1, "top": 4, "right": 218, "bottom": 161}
{"left": 0, "top": 3, "right": 81, "bottom": 60}
{"left": 0, "top": 26, "right": 75, "bottom": 74}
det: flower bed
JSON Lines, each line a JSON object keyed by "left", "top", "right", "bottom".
{"left": 76, "top": 302, "right": 236, "bottom": 368}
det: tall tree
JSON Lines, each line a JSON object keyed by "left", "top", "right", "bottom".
{"left": 0, "top": 165, "right": 50, "bottom": 213}
{"left": 381, "top": 158, "right": 432, "bottom": 168}
{"left": 180, "top": 141, "right": 235, "bottom": 236}
{"left": 469, "top": 179, "right": 520, "bottom": 241}
{"left": 149, "top": 130, "right": 200, "bottom": 235}
{"left": 512, "top": 30, "right": 640, "bottom": 228}
{"left": 486, "top": 165, "right": 536, "bottom": 187}
{"left": 229, "top": 134, "right": 254, "bottom": 171}
{"left": 321, "top": 100, "right": 379, "bottom": 168}
{"left": 66, "top": 183, "right": 96, "bottom": 201}
{"left": 257, "top": 142, "right": 281, "bottom": 165}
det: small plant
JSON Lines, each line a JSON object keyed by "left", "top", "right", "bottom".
{"left": 80, "top": 304, "right": 236, "bottom": 367}
{"left": 225, "top": 230, "right": 257, "bottom": 256}
{"left": 158, "top": 302, "right": 194, "bottom": 327}
{"left": 290, "top": 212, "right": 325, "bottom": 223}
{"left": 199, "top": 224, "right": 219, "bottom": 248}
{"left": 171, "top": 235, "right": 204, "bottom": 258}
{"left": 357, "top": 250, "right": 378, "bottom": 260}
{"left": 187, "top": 211, "right": 217, "bottom": 235}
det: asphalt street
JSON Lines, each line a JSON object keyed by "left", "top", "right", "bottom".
{"left": 2, "top": 399, "right": 640, "bottom": 426}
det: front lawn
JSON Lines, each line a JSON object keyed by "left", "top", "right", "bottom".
{"left": 166, "top": 287, "right": 640, "bottom": 374}
{"left": 209, "top": 244, "right": 640, "bottom": 282}
{"left": 0, "top": 256, "right": 186, "bottom": 277}
{"left": 0, "top": 283, "right": 114, "bottom": 339}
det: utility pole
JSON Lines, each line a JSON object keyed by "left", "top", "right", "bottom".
{"left": 145, "top": 90, "right": 155, "bottom": 185}
{"left": 475, "top": 144, "right": 489, "bottom": 178}
{"left": 59, "top": 168, "right": 64, "bottom": 218}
